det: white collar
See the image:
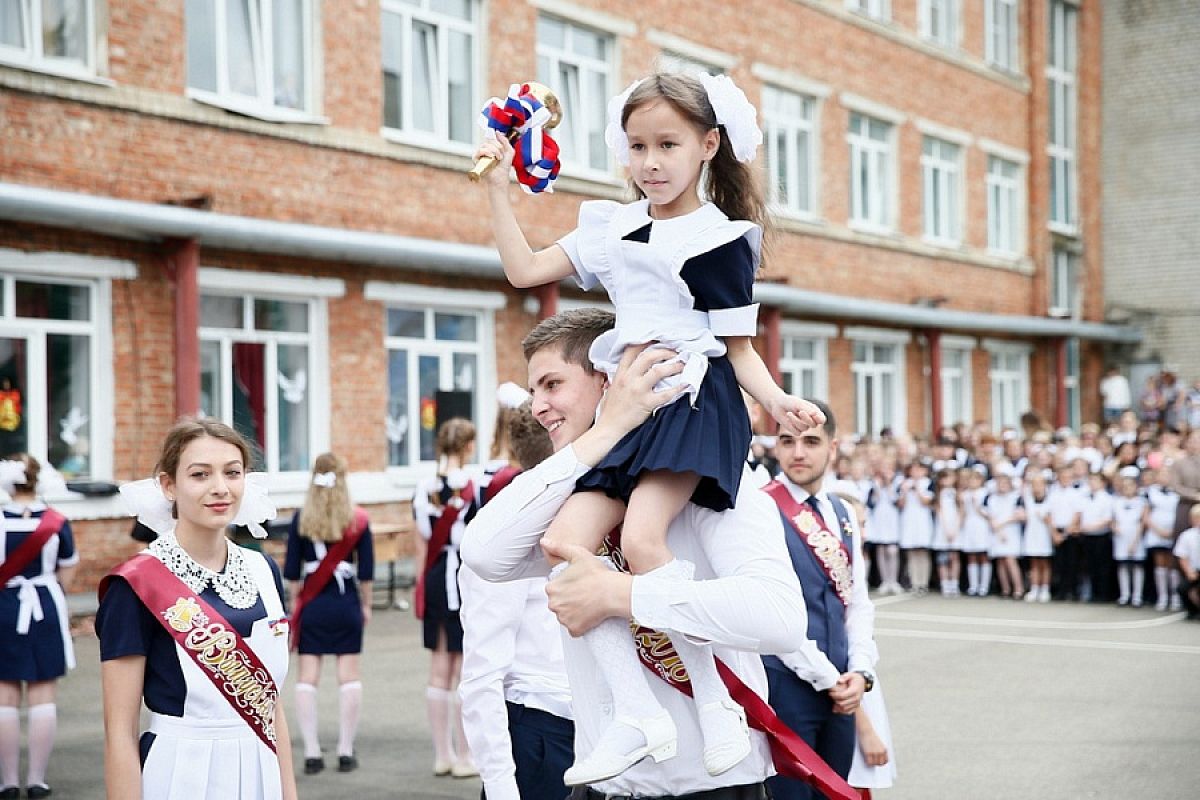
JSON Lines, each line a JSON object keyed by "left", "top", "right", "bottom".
{"left": 3, "top": 500, "right": 47, "bottom": 515}
{"left": 780, "top": 475, "right": 822, "bottom": 505}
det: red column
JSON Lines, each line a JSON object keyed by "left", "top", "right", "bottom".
{"left": 1054, "top": 337, "right": 1069, "bottom": 429}
{"left": 760, "top": 306, "right": 782, "bottom": 435}
{"left": 928, "top": 329, "right": 943, "bottom": 436}
{"left": 534, "top": 282, "right": 558, "bottom": 320}
{"left": 166, "top": 238, "right": 201, "bottom": 418}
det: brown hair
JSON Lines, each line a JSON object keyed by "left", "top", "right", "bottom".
{"left": 508, "top": 402, "right": 554, "bottom": 470}
{"left": 621, "top": 72, "right": 771, "bottom": 262}
{"left": 436, "top": 418, "right": 476, "bottom": 463}
{"left": 4, "top": 453, "right": 40, "bottom": 496}
{"left": 521, "top": 308, "right": 615, "bottom": 371}
{"left": 300, "top": 452, "right": 354, "bottom": 542}
{"left": 490, "top": 405, "right": 521, "bottom": 461}
{"left": 156, "top": 417, "right": 254, "bottom": 480}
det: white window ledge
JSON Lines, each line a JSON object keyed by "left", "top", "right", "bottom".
{"left": 840, "top": 91, "right": 907, "bottom": 125}
{"left": 0, "top": 55, "right": 113, "bottom": 86}
{"left": 752, "top": 63, "right": 832, "bottom": 98}
{"left": 979, "top": 137, "right": 1030, "bottom": 164}
{"left": 0, "top": 248, "right": 137, "bottom": 280}
{"left": 364, "top": 281, "right": 507, "bottom": 309}
{"left": 187, "top": 88, "right": 330, "bottom": 126}
{"left": 780, "top": 321, "right": 839, "bottom": 338}
{"left": 199, "top": 267, "right": 346, "bottom": 298}
{"left": 647, "top": 30, "right": 739, "bottom": 71}
{"left": 915, "top": 118, "right": 974, "bottom": 147}
{"left": 846, "top": 325, "right": 913, "bottom": 344}
{"left": 530, "top": 0, "right": 637, "bottom": 36}
{"left": 380, "top": 127, "right": 476, "bottom": 159}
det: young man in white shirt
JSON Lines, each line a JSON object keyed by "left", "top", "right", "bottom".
{"left": 463, "top": 309, "right": 839, "bottom": 800}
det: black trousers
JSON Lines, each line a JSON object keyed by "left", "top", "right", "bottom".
{"left": 1054, "top": 534, "right": 1084, "bottom": 599}
{"left": 1081, "top": 533, "right": 1113, "bottom": 601}
{"left": 482, "top": 702, "right": 575, "bottom": 800}
{"left": 575, "top": 783, "right": 768, "bottom": 800}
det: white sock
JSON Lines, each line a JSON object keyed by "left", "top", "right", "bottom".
{"left": 25, "top": 703, "right": 55, "bottom": 787}
{"left": 294, "top": 683, "right": 321, "bottom": 759}
{"left": 336, "top": 681, "right": 362, "bottom": 758}
{"left": 1132, "top": 566, "right": 1145, "bottom": 602}
{"left": 967, "top": 562, "right": 980, "bottom": 593}
{"left": 425, "top": 687, "right": 453, "bottom": 766}
{"left": 0, "top": 707, "right": 18, "bottom": 788}
{"left": 1117, "top": 564, "right": 1131, "bottom": 600}
{"left": 1169, "top": 569, "right": 1181, "bottom": 593}
{"left": 1155, "top": 567, "right": 1169, "bottom": 605}
{"left": 979, "top": 562, "right": 992, "bottom": 594}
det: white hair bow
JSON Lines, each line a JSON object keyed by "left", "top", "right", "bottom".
{"left": 496, "top": 382, "right": 531, "bottom": 410}
{"left": 312, "top": 471, "right": 337, "bottom": 488}
{"left": 0, "top": 460, "right": 28, "bottom": 495}
{"left": 119, "top": 472, "right": 278, "bottom": 539}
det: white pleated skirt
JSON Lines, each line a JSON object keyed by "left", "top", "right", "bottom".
{"left": 142, "top": 713, "right": 281, "bottom": 800}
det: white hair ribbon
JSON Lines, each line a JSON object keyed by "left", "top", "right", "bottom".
{"left": 496, "top": 382, "right": 532, "bottom": 410}
{"left": 0, "top": 460, "right": 28, "bottom": 495}
{"left": 119, "top": 472, "right": 277, "bottom": 539}
{"left": 312, "top": 471, "right": 337, "bottom": 488}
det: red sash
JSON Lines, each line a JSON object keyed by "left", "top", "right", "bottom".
{"left": 482, "top": 465, "right": 521, "bottom": 505}
{"left": 415, "top": 481, "right": 474, "bottom": 620}
{"left": 290, "top": 508, "right": 369, "bottom": 650}
{"left": 762, "top": 482, "right": 854, "bottom": 607}
{"left": 0, "top": 509, "right": 66, "bottom": 587}
{"left": 99, "top": 554, "right": 280, "bottom": 753}
{"left": 600, "top": 531, "right": 857, "bottom": 800}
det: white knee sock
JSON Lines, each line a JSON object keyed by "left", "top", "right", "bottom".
{"left": 1155, "top": 567, "right": 1169, "bottom": 604}
{"left": 1169, "top": 569, "right": 1181, "bottom": 594}
{"left": 1132, "top": 565, "right": 1145, "bottom": 602}
{"left": 336, "top": 681, "right": 362, "bottom": 758}
{"left": 25, "top": 703, "right": 55, "bottom": 787}
{"left": 967, "top": 562, "right": 980, "bottom": 593}
{"left": 1117, "top": 564, "right": 1131, "bottom": 600}
{"left": 425, "top": 687, "right": 454, "bottom": 766}
{"left": 883, "top": 546, "right": 900, "bottom": 587}
{"left": 0, "top": 706, "right": 18, "bottom": 788}
{"left": 294, "top": 683, "right": 321, "bottom": 759}
{"left": 979, "top": 561, "right": 992, "bottom": 595}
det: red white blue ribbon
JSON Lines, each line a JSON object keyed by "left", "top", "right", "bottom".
{"left": 480, "top": 84, "right": 561, "bottom": 194}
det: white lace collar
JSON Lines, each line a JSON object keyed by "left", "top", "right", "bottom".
{"left": 148, "top": 533, "right": 259, "bottom": 609}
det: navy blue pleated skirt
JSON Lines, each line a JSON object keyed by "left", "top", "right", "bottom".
{"left": 297, "top": 578, "right": 364, "bottom": 655}
{"left": 577, "top": 355, "right": 751, "bottom": 512}
{"left": 0, "top": 586, "right": 69, "bottom": 681}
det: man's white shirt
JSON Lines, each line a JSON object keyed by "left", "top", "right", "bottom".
{"left": 462, "top": 444, "right": 812, "bottom": 797}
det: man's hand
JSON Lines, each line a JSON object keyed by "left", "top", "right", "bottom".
{"left": 596, "top": 345, "right": 687, "bottom": 434}
{"left": 829, "top": 671, "right": 866, "bottom": 715}
{"left": 541, "top": 539, "right": 634, "bottom": 636}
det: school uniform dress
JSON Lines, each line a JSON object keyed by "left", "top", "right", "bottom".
{"left": 413, "top": 477, "right": 477, "bottom": 652}
{"left": 1021, "top": 493, "right": 1053, "bottom": 559}
{"left": 846, "top": 676, "right": 897, "bottom": 792}
{"left": 95, "top": 535, "right": 289, "bottom": 800}
{"left": 1111, "top": 496, "right": 1148, "bottom": 563}
{"left": 898, "top": 480, "right": 934, "bottom": 551}
{"left": 0, "top": 502, "right": 77, "bottom": 681}
{"left": 1143, "top": 486, "right": 1180, "bottom": 551}
{"left": 985, "top": 491, "right": 1024, "bottom": 560}
{"left": 958, "top": 489, "right": 991, "bottom": 554}
{"left": 930, "top": 489, "right": 960, "bottom": 552}
{"left": 865, "top": 480, "right": 901, "bottom": 547}
{"left": 558, "top": 199, "right": 761, "bottom": 512}
{"left": 283, "top": 511, "right": 374, "bottom": 655}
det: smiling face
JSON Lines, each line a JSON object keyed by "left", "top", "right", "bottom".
{"left": 776, "top": 427, "right": 838, "bottom": 495}
{"left": 527, "top": 347, "right": 607, "bottom": 452}
{"left": 624, "top": 98, "right": 719, "bottom": 219}
{"left": 159, "top": 435, "right": 246, "bottom": 534}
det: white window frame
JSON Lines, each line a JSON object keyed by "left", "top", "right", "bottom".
{"left": 779, "top": 322, "right": 835, "bottom": 402}
{"left": 920, "top": 0, "right": 959, "bottom": 49}
{"left": 764, "top": 85, "right": 820, "bottom": 220}
{"left": 1046, "top": 0, "right": 1078, "bottom": 233}
{"left": 921, "top": 135, "right": 963, "bottom": 246}
{"left": 986, "top": 154, "right": 1022, "bottom": 256}
{"left": 536, "top": 12, "right": 615, "bottom": 179}
{"left": 847, "top": 111, "right": 896, "bottom": 233}
{"left": 366, "top": 282, "right": 502, "bottom": 482}
{"left": 985, "top": 0, "right": 1019, "bottom": 72}
{"left": 846, "top": 0, "right": 891, "bottom": 21}
{"left": 849, "top": 327, "right": 909, "bottom": 437}
{"left": 197, "top": 268, "right": 339, "bottom": 481}
{"left": 985, "top": 340, "right": 1031, "bottom": 431}
{"left": 185, "top": 0, "right": 321, "bottom": 123}
{"left": 1050, "top": 247, "right": 1079, "bottom": 319}
{"left": 940, "top": 335, "right": 975, "bottom": 428}
{"left": 0, "top": 250, "right": 133, "bottom": 486}
{"left": 0, "top": 0, "right": 97, "bottom": 79}
{"left": 380, "top": 0, "right": 482, "bottom": 154}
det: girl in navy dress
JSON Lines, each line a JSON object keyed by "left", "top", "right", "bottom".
{"left": 412, "top": 418, "right": 478, "bottom": 778}
{"left": 476, "top": 71, "right": 825, "bottom": 784}
{"left": 284, "top": 453, "right": 373, "bottom": 776}
{"left": 0, "top": 455, "right": 76, "bottom": 799}
{"left": 96, "top": 418, "right": 296, "bottom": 800}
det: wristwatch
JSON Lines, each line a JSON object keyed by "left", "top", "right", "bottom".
{"left": 854, "top": 669, "right": 876, "bottom": 693}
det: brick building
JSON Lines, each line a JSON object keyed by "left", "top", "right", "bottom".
{"left": 0, "top": 0, "right": 1135, "bottom": 592}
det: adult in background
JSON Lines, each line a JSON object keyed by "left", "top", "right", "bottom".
{"left": 1099, "top": 366, "right": 1132, "bottom": 426}
{"left": 761, "top": 403, "right": 878, "bottom": 800}
{"left": 1168, "top": 430, "right": 1200, "bottom": 535}
{"left": 285, "top": 453, "right": 373, "bottom": 775}
{"left": 413, "top": 418, "right": 479, "bottom": 778}
{"left": 0, "top": 455, "right": 77, "bottom": 799}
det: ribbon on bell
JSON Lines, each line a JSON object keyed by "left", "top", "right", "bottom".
{"left": 478, "top": 83, "right": 562, "bottom": 194}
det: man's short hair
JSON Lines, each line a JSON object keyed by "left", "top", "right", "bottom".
{"left": 508, "top": 401, "right": 553, "bottom": 469}
{"left": 804, "top": 398, "right": 837, "bottom": 438}
{"left": 521, "top": 308, "right": 615, "bottom": 373}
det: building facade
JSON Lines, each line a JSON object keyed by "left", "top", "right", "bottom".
{"left": 0, "top": 0, "right": 1132, "bottom": 591}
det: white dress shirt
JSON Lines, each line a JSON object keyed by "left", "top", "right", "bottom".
{"left": 458, "top": 565, "right": 572, "bottom": 800}
{"left": 771, "top": 477, "right": 878, "bottom": 691}
{"left": 461, "top": 445, "right": 812, "bottom": 797}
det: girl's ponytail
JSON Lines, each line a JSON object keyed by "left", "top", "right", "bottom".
{"left": 705, "top": 130, "right": 771, "bottom": 265}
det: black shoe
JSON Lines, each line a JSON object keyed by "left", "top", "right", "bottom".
{"left": 0, "top": 787, "right": 18, "bottom": 799}
{"left": 337, "top": 754, "right": 358, "bottom": 773}
{"left": 304, "top": 757, "right": 325, "bottom": 775}
{"left": 26, "top": 786, "right": 52, "bottom": 799}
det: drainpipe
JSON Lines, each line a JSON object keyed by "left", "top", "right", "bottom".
{"left": 166, "top": 238, "right": 201, "bottom": 418}
{"left": 534, "top": 282, "right": 559, "bottom": 321}
{"left": 1054, "top": 338, "right": 1069, "bottom": 429}
{"left": 928, "top": 329, "right": 943, "bottom": 435}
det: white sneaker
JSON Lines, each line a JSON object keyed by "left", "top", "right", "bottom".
{"left": 1155, "top": 598, "right": 1168, "bottom": 612}
{"left": 1038, "top": 587, "right": 1051, "bottom": 603}
{"left": 563, "top": 710, "right": 678, "bottom": 786}
{"left": 1169, "top": 596, "right": 1183, "bottom": 612}
{"left": 698, "top": 699, "right": 752, "bottom": 776}
{"left": 1025, "top": 590, "right": 1039, "bottom": 603}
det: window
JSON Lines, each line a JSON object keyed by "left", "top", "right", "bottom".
{"left": 779, "top": 326, "right": 832, "bottom": 402}
{"left": 922, "top": 136, "right": 962, "bottom": 244}
{"left": 940, "top": 342, "right": 973, "bottom": 427}
{"left": 764, "top": 86, "right": 818, "bottom": 218}
{"left": 199, "top": 292, "right": 321, "bottom": 472}
{"left": 986, "top": 0, "right": 1019, "bottom": 71}
{"left": 0, "top": 0, "right": 94, "bottom": 74}
{"left": 381, "top": 0, "right": 479, "bottom": 147}
{"left": 987, "top": 155, "right": 1021, "bottom": 255}
{"left": 920, "top": 0, "right": 958, "bottom": 48}
{"left": 848, "top": 113, "right": 894, "bottom": 230}
{"left": 186, "top": 0, "right": 315, "bottom": 118}
{"left": 847, "top": 0, "right": 890, "bottom": 21}
{"left": 987, "top": 344, "right": 1030, "bottom": 430}
{"left": 1047, "top": 0, "right": 1077, "bottom": 230}
{"left": 852, "top": 338, "right": 906, "bottom": 437}
{"left": 1050, "top": 247, "right": 1079, "bottom": 318}
{"left": 0, "top": 275, "right": 102, "bottom": 479}
{"left": 537, "top": 14, "right": 613, "bottom": 174}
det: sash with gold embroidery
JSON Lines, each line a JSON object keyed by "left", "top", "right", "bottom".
{"left": 99, "top": 554, "right": 280, "bottom": 753}
{"left": 0, "top": 509, "right": 65, "bottom": 587}
{"left": 762, "top": 481, "right": 854, "bottom": 607}
{"left": 599, "top": 529, "right": 857, "bottom": 800}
